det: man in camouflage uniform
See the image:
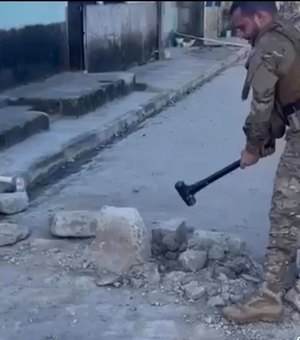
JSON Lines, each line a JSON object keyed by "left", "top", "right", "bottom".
{"left": 222, "top": 1, "right": 300, "bottom": 323}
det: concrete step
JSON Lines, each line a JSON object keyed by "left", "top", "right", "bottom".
{"left": 0, "top": 106, "right": 49, "bottom": 151}
{"left": 1, "top": 71, "right": 136, "bottom": 117}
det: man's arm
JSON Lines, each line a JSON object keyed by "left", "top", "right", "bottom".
{"left": 243, "top": 33, "right": 296, "bottom": 156}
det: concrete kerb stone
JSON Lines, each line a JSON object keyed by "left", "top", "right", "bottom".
{"left": 18, "top": 47, "right": 250, "bottom": 193}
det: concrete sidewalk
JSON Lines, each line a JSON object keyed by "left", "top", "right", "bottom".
{"left": 0, "top": 44, "right": 249, "bottom": 194}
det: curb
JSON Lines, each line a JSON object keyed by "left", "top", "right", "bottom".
{"left": 24, "top": 47, "right": 250, "bottom": 193}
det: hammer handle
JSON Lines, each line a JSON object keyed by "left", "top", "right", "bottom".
{"left": 190, "top": 159, "right": 241, "bottom": 194}
{"left": 0, "top": 175, "right": 14, "bottom": 185}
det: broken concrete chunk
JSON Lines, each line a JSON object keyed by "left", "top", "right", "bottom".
{"left": 91, "top": 206, "right": 151, "bottom": 275}
{"left": 130, "top": 262, "right": 161, "bottom": 285}
{"left": 162, "top": 271, "right": 187, "bottom": 291}
{"left": 188, "top": 230, "right": 223, "bottom": 250}
{"left": 0, "top": 223, "right": 30, "bottom": 246}
{"left": 225, "top": 236, "right": 246, "bottom": 256}
{"left": 207, "top": 295, "right": 226, "bottom": 307}
{"left": 0, "top": 192, "right": 29, "bottom": 215}
{"left": 208, "top": 244, "right": 226, "bottom": 261}
{"left": 223, "top": 257, "right": 251, "bottom": 276}
{"left": 188, "top": 229, "right": 246, "bottom": 257}
{"left": 50, "top": 211, "right": 98, "bottom": 238}
{"left": 162, "top": 232, "right": 180, "bottom": 252}
{"left": 179, "top": 250, "right": 207, "bottom": 272}
{"left": 182, "top": 281, "right": 206, "bottom": 300}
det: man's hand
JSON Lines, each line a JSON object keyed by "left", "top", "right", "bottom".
{"left": 240, "top": 149, "right": 260, "bottom": 169}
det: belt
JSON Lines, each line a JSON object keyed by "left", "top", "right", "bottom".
{"left": 282, "top": 99, "right": 300, "bottom": 117}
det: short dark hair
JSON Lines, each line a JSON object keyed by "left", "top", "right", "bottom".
{"left": 229, "top": 1, "right": 278, "bottom": 16}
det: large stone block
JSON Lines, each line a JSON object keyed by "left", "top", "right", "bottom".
{"left": 0, "top": 192, "right": 29, "bottom": 215}
{"left": 91, "top": 206, "right": 152, "bottom": 275}
{"left": 0, "top": 223, "right": 30, "bottom": 246}
{"left": 50, "top": 211, "right": 98, "bottom": 238}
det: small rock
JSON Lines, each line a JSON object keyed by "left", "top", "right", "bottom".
{"left": 179, "top": 242, "right": 188, "bottom": 252}
{"left": 205, "top": 316, "right": 213, "bottom": 324}
{"left": 207, "top": 283, "right": 220, "bottom": 297}
{"left": 180, "top": 274, "right": 196, "bottom": 286}
{"left": 0, "top": 223, "right": 30, "bottom": 247}
{"left": 241, "top": 274, "right": 260, "bottom": 284}
{"left": 218, "top": 273, "right": 228, "bottom": 283}
{"left": 142, "top": 262, "right": 161, "bottom": 284}
{"left": 50, "top": 211, "right": 98, "bottom": 238}
{"left": 179, "top": 250, "right": 207, "bottom": 272}
{"left": 230, "top": 294, "right": 243, "bottom": 303}
{"left": 208, "top": 244, "right": 226, "bottom": 261}
{"left": 0, "top": 192, "right": 29, "bottom": 215}
{"left": 162, "top": 259, "right": 181, "bottom": 272}
{"left": 188, "top": 230, "right": 224, "bottom": 251}
{"left": 182, "top": 281, "right": 206, "bottom": 300}
{"left": 113, "top": 281, "right": 121, "bottom": 288}
{"left": 162, "top": 232, "right": 180, "bottom": 252}
{"left": 213, "top": 265, "right": 237, "bottom": 280}
{"left": 151, "top": 243, "right": 166, "bottom": 256}
{"left": 130, "top": 277, "right": 144, "bottom": 288}
{"left": 207, "top": 296, "right": 226, "bottom": 307}
{"left": 163, "top": 271, "right": 186, "bottom": 291}
{"left": 132, "top": 187, "right": 140, "bottom": 193}
{"left": 96, "top": 271, "right": 121, "bottom": 287}
{"left": 225, "top": 236, "right": 246, "bottom": 256}
{"left": 222, "top": 293, "right": 230, "bottom": 302}
{"left": 224, "top": 257, "right": 250, "bottom": 276}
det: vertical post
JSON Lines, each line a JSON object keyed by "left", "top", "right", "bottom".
{"left": 156, "top": 1, "right": 164, "bottom": 60}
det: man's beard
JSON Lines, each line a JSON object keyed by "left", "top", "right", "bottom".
{"left": 250, "top": 25, "right": 260, "bottom": 46}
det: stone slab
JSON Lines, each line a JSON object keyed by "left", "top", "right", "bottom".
{"left": 0, "top": 106, "right": 49, "bottom": 151}
{"left": 1, "top": 72, "right": 136, "bottom": 116}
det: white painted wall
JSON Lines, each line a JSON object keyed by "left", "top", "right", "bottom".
{"left": 162, "top": 1, "right": 178, "bottom": 47}
{"left": 0, "top": 1, "right": 67, "bottom": 30}
{"left": 203, "top": 2, "right": 221, "bottom": 44}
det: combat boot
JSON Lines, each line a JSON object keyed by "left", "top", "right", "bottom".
{"left": 222, "top": 287, "right": 283, "bottom": 324}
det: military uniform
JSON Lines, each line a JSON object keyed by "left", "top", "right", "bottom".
{"left": 223, "top": 15, "right": 300, "bottom": 323}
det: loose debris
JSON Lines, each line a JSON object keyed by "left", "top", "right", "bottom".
{"left": 0, "top": 214, "right": 299, "bottom": 340}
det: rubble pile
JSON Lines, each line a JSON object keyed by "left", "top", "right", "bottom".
{"left": 145, "top": 219, "right": 263, "bottom": 305}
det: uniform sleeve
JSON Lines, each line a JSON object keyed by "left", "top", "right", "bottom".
{"left": 243, "top": 33, "right": 296, "bottom": 155}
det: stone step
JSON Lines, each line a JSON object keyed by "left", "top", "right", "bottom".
{"left": 0, "top": 106, "right": 49, "bottom": 151}
{"left": 1, "top": 71, "right": 136, "bottom": 117}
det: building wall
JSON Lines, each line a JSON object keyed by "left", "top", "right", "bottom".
{"left": 162, "top": 1, "right": 178, "bottom": 47}
{"left": 84, "top": 2, "right": 157, "bottom": 72}
{"left": 0, "top": 1, "right": 68, "bottom": 90}
{"left": 203, "top": 1, "right": 221, "bottom": 43}
{"left": 177, "top": 1, "right": 204, "bottom": 39}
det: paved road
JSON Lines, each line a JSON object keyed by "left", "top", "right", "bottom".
{"left": 2, "top": 64, "right": 296, "bottom": 340}
{"left": 17, "top": 64, "right": 283, "bottom": 260}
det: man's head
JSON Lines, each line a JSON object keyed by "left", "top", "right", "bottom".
{"left": 230, "top": 1, "right": 278, "bottom": 44}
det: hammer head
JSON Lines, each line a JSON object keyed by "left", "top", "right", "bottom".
{"left": 12, "top": 177, "right": 26, "bottom": 192}
{"left": 175, "top": 181, "right": 196, "bottom": 206}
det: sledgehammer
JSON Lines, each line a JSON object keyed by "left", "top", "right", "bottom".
{"left": 0, "top": 175, "right": 29, "bottom": 215}
{"left": 175, "top": 159, "right": 241, "bottom": 206}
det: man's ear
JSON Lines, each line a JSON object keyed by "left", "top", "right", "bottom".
{"left": 253, "top": 10, "right": 270, "bottom": 26}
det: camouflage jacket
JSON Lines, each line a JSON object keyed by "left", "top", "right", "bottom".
{"left": 242, "top": 16, "right": 300, "bottom": 155}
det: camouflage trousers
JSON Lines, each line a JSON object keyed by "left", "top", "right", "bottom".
{"left": 265, "top": 130, "right": 300, "bottom": 293}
